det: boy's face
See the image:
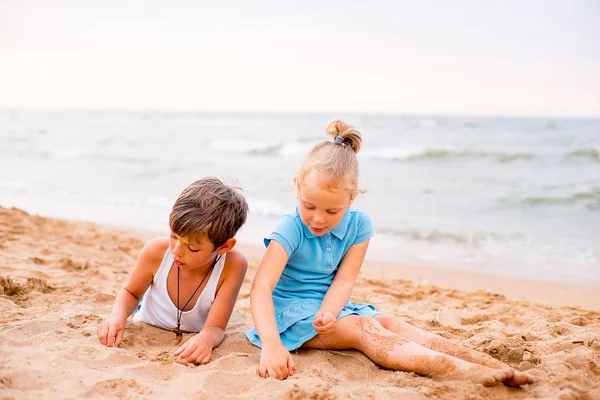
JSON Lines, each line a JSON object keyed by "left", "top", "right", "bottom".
{"left": 295, "top": 170, "right": 354, "bottom": 237}
{"left": 169, "top": 233, "right": 219, "bottom": 271}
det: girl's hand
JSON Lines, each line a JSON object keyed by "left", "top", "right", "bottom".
{"left": 97, "top": 315, "right": 126, "bottom": 347}
{"left": 259, "top": 341, "right": 295, "bottom": 380}
{"left": 313, "top": 310, "right": 337, "bottom": 336}
{"left": 174, "top": 332, "right": 214, "bottom": 364}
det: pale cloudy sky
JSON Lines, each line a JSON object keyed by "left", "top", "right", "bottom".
{"left": 2, "top": 0, "right": 599, "bottom": 117}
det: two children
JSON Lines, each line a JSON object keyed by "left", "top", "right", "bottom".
{"left": 98, "top": 121, "right": 532, "bottom": 387}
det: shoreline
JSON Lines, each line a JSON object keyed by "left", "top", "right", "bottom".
{"left": 2, "top": 197, "right": 597, "bottom": 292}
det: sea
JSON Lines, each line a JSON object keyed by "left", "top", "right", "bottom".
{"left": 1, "top": 110, "right": 598, "bottom": 287}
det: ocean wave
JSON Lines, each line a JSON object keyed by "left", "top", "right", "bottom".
{"left": 208, "top": 138, "right": 280, "bottom": 155}
{"left": 0, "top": 179, "right": 173, "bottom": 210}
{"left": 375, "top": 227, "right": 524, "bottom": 246}
{"left": 31, "top": 148, "right": 160, "bottom": 165}
{"left": 567, "top": 147, "right": 600, "bottom": 162}
{"left": 521, "top": 188, "right": 600, "bottom": 209}
{"left": 201, "top": 143, "right": 600, "bottom": 165}
{"left": 159, "top": 137, "right": 600, "bottom": 166}
{"left": 205, "top": 142, "right": 538, "bottom": 163}
{"left": 85, "top": 153, "right": 159, "bottom": 165}
{"left": 360, "top": 148, "right": 535, "bottom": 163}
{"left": 0, "top": 178, "right": 291, "bottom": 220}
{"left": 246, "top": 197, "right": 289, "bottom": 218}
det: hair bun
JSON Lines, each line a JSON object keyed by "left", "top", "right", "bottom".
{"left": 325, "top": 119, "right": 362, "bottom": 154}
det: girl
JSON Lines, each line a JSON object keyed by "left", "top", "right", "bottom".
{"left": 246, "top": 120, "right": 533, "bottom": 387}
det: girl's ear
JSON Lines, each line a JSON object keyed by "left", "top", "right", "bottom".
{"left": 349, "top": 192, "right": 357, "bottom": 207}
{"left": 217, "top": 238, "right": 236, "bottom": 254}
{"left": 293, "top": 176, "right": 299, "bottom": 190}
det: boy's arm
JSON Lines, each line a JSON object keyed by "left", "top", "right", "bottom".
{"left": 199, "top": 249, "right": 249, "bottom": 345}
{"left": 111, "top": 238, "right": 166, "bottom": 317}
{"left": 315, "top": 239, "right": 370, "bottom": 330}
{"left": 98, "top": 238, "right": 166, "bottom": 347}
{"left": 174, "top": 249, "right": 248, "bottom": 363}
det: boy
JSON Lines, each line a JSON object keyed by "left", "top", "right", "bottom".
{"left": 98, "top": 177, "right": 249, "bottom": 365}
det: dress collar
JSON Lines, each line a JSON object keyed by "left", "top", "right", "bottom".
{"left": 298, "top": 207, "right": 350, "bottom": 240}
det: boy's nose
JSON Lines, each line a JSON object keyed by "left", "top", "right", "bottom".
{"left": 172, "top": 242, "right": 184, "bottom": 258}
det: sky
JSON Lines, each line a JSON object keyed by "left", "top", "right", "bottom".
{"left": 1, "top": 0, "right": 599, "bottom": 117}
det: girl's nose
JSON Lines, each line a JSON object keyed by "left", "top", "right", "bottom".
{"left": 313, "top": 214, "right": 325, "bottom": 224}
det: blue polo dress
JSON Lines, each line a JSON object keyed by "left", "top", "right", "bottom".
{"left": 245, "top": 207, "right": 379, "bottom": 351}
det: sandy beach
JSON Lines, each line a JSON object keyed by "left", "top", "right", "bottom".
{"left": 1, "top": 205, "right": 599, "bottom": 400}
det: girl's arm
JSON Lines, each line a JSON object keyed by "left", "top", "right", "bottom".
{"left": 97, "top": 238, "right": 166, "bottom": 347}
{"left": 174, "top": 249, "right": 248, "bottom": 364}
{"left": 315, "top": 240, "right": 370, "bottom": 331}
{"left": 251, "top": 240, "right": 295, "bottom": 379}
{"left": 251, "top": 241, "right": 288, "bottom": 345}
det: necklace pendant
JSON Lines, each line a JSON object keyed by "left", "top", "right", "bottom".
{"left": 172, "top": 326, "right": 183, "bottom": 345}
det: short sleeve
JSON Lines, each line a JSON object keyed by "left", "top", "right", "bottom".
{"left": 353, "top": 211, "right": 374, "bottom": 245}
{"left": 264, "top": 215, "right": 302, "bottom": 257}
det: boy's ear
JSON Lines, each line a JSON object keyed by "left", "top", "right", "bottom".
{"left": 216, "top": 238, "right": 236, "bottom": 254}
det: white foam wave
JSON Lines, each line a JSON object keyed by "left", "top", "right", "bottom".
{"left": 279, "top": 142, "right": 314, "bottom": 156}
{"left": 247, "top": 197, "right": 289, "bottom": 218}
{"left": 360, "top": 147, "right": 424, "bottom": 161}
{"left": 208, "top": 138, "right": 277, "bottom": 154}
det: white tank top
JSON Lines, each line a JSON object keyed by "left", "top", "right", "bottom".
{"left": 133, "top": 249, "right": 226, "bottom": 333}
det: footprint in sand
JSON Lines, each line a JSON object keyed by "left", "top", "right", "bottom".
{"left": 60, "top": 257, "right": 90, "bottom": 272}
{"left": 203, "top": 371, "right": 259, "bottom": 396}
{"left": 86, "top": 378, "right": 152, "bottom": 397}
{"left": 0, "top": 297, "right": 21, "bottom": 312}
{"left": 0, "top": 276, "right": 54, "bottom": 299}
{"left": 1, "top": 320, "right": 60, "bottom": 347}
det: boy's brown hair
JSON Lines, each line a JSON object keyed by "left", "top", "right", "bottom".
{"left": 169, "top": 177, "right": 249, "bottom": 248}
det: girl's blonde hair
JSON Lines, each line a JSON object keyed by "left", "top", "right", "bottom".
{"left": 297, "top": 119, "right": 363, "bottom": 197}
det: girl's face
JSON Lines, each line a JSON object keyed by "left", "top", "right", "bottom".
{"left": 295, "top": 170, "right": 354, "bottom": 237}
{"left": 169, "top": 233, "right": 219, "bottom": 271}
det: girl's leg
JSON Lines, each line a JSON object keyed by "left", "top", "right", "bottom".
{"left": 373, "top": 314, "right": 533, "bottom": 386}
{"left": 301, "top": 315, "right": 514, "bottom": 387}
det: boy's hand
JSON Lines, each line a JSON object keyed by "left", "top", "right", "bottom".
{"left": 97, "top": 316, "right": 126, "bottom": 347}
{"left": 313, "top": 310, "right": 337, "bottom": 336}
{"left": 259, "top": 341, "right": 295, "bottom": 380}
{"left": 174, "top": 332, "right": 214, "bottom": 364}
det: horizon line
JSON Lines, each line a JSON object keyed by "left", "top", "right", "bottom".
{"left": 1, "top": 106, "right": 599, "bottom": 121}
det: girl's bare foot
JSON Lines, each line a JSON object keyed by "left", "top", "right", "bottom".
{"left": 412, "top": 355, "right": 514, "bottom": 387}
{"left": 425, "top": 337, "right": 534, "bottom": 386}
{"left": 503, "top": 369, "right": 535, "bottom": 387}
{"left": 455, "top": 360, "right": 515, "bottom": 387}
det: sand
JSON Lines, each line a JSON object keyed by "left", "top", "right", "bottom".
{"left": 1, "top": 205, "right": 599, "bottom": 400}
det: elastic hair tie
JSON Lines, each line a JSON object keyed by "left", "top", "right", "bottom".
{"left": 333, "top": 135, "right": 345, "bottom": 145}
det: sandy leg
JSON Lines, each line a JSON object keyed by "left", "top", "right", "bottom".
{"left": 373, "top": 314, "right": 534, "bottom": 386}
{"left": 302, "top": 315, "right": 513, "bottom": 387}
